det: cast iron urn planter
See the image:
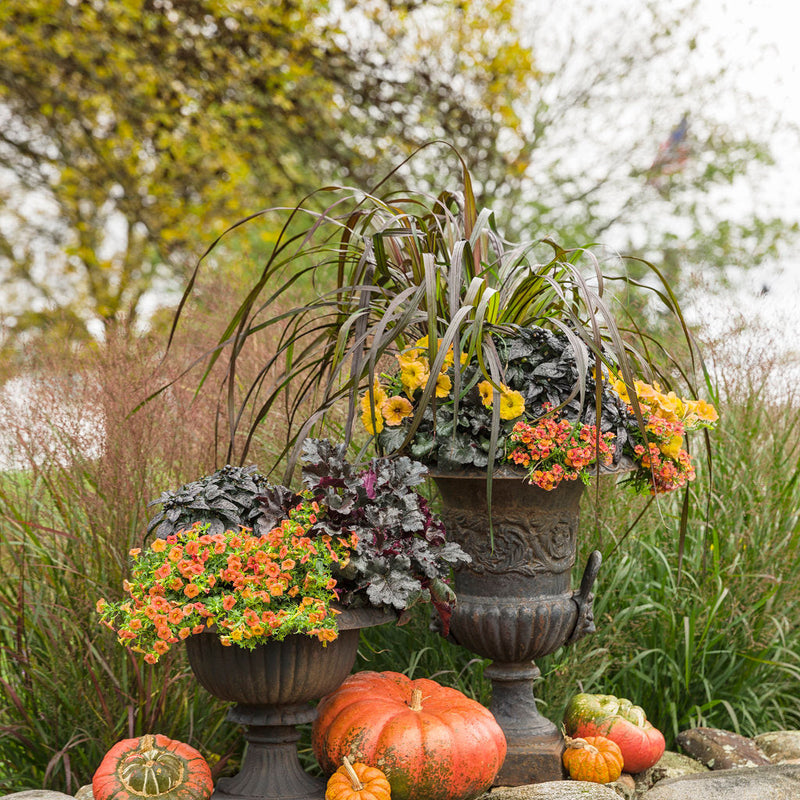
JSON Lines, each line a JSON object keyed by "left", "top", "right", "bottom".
{"left": 185, "top": 606, "right": 392, "bottom": 800}
{"left": 432, "top": 470, "right": 601, "bottom": 785}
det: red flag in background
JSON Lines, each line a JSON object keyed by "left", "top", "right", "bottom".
{"left": 647, "top": 115, "right": 690, "bottom": 191}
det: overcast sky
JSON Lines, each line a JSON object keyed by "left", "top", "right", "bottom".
{"left": 683, "top": 0, "right": 800, "bottom": 383}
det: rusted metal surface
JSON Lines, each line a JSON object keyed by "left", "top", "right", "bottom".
{"left": 185, "top": 607, "right": 389, "bottom": 800}
{"left": 433, "top": 472, "right": 601, "bottom": 786}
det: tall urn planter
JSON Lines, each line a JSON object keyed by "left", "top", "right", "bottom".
{"left": 185, "top": 607, "right": 392, "bottom": 800}
{"left": 433, "top": 471, "right": 601, "bottom": 786}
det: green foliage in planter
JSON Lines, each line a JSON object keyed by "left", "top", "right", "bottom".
{"left": 159, "top": 146, "right": 705, "bottom": 479}
{"left": 379, "top": 324, "right": 634, "bottom": 470}
{"left": 147, "top": 464, "right": 273, "bottom": 539}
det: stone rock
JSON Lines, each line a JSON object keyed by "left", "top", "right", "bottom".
{"left": 487, "top": 781, "right": 622, "bottom": 800}
{"left": 608, "top": 773, "right": 636, "bottom": 799}
{"left": 754, "top": 731, "right": 800, "bottom": 763}
{"left": 639, "top": 762, "right": 800, "bottom": 799}
{"left": 634, "top": 751, "right": 709, "bottom": 793}
{"left": 675, "top": 727, "right": 771, "bottom": 769}
{"left": 73, "top": 787, "right": 92, "bottom": 800}
{"left": 1, "top": 793, "right": 76, "bottom": 800}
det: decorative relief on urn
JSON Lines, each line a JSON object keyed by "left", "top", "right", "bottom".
{"left": 442, "top": 509, "right": 577, "bottom": 575}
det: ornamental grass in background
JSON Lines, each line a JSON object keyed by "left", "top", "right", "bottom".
{"left": 0, "top": 299, "right": 291, "bottom": 792}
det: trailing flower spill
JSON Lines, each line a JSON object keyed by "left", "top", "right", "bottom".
{"left": 97, "top": 497, "right": 354, "bottom": 663}
{"left": 610, "top": 374, "right": 718, "bottom": 494}
{"left": 360, "top": 333, "right": 718, "bottom": 495}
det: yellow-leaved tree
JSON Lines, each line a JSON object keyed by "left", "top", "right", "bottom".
{"left": 0, "top": 0, "right": 537, "bottom": 348}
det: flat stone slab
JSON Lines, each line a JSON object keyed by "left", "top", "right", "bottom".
{"left": 754, "top": 731, "right": 800, "bottom": 762}
{"left": 676, "top": 727, "right": 771, "bottom": 769}
{"left": 640, "top": 763, "right": 800, "bottom": 799}
{"left": 1, "top": 793, "right": 77, "bottom": 800}
{"left": 488, "top": 782, "right": 622, "bottom": 799}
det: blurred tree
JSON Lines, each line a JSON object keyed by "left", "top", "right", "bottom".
{"left": 491, "top": 0, "right": 798, "bottom": 298}
{"left": 0, "top": 0, "right": 795, "bottom": 355}
{"left": 0, "top": 0, "right": 535, "bottom": 347}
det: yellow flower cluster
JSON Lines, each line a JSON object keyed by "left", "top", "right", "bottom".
{"left": 360, "top": 336, "right": 471, "bottom": 434}
{"left": 477, "top": 380, "right": 526, "bottom": 421}
{"left": 610, "top": 375, "right": 718, "bottom": 432}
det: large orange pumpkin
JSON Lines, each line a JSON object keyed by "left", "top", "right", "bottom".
{"left": 312, "top": 670, "right": 506, "bottom": 800}
{"left": 92, "top": 734, "right": 213, "bottom": 800}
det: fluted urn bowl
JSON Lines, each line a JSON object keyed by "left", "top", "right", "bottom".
{"left": 450, "top": 592, "right": 584, "bottom": 663}
{"left": 432, "top": 470, "right": 601, "bottom": 786}
{"left": 185, "top": 606, "right": 392, "bottom": 800}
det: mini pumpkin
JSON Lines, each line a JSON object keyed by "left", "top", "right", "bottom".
{"left": 562, "top": 735, "right": 624, "bottom": 784}
{"left": 326, "top": 756, "right": 392, "bottom": 800}
{"left": 92, "top": 733, "right": 213, "bottom": 800}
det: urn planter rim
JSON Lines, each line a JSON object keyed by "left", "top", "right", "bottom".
{"left": 332, "top": 603, "right": 398, "bottom": 630}
{"left": 190, "top": 603, "right": 396, "bottom": 644}
{"left": 427, "top": 456, "right": 636, "bottom": 482}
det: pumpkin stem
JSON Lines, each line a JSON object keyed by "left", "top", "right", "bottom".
{"left": 342, "top": 756, "right": 363, "bottom": 791}
{"left": 139, "top": 734, "right": 155, "bottom": 751}
{"left": 564, "top": 736, "right": 599, "bottom": 756}
{"left": 564, "top": 736, "right": 587, "bottom": 748}
{"left": 409, "top": 688, "right": 424, "bottom": 712}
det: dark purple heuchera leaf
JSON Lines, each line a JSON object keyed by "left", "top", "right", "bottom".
{"left": 298, "top": 438, "right": 470, "bottom": 627}
{"left": 257, "top": 484, "right": 301, "bottom": 531}
{"left": 366, "top": 572, "right": 421, "bottom": 610}
{"left": 147, "top": 464, "right": 270, "bottom": 539}
{"left": 361, "top": 467, "right": 377, "bottom": 499}
{"left": 301, "top": 438, "right": 352, "bottom": 482}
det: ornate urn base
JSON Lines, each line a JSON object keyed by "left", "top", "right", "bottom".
{"left": 185, "top": 607, "right": 392, "bottom": 800}
{"left": 433, "top": 472, "right": 601, "bottom": 785}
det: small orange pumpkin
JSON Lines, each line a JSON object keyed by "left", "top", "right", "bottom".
{"left": 325, "top": 757, "right": 392, "bottom": 800}
{"left": 562, "top": 735, "right": 624, "bottom": 783}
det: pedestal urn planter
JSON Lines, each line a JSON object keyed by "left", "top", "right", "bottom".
{"left": 432, "top": 470, "right": 601, "bottom": 786}
{"left": 185, "top": 606, "right": 392, "bottom": 800}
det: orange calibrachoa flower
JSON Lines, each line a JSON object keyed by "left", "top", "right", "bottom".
{"left": 609, "top": 374, "right": 717, "bottom": 495}
{"left": 96, "top": 495, "right": 354, "bottom": 663}
{"left": 507, "top": 407, "right": 615, "bottom": 491}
